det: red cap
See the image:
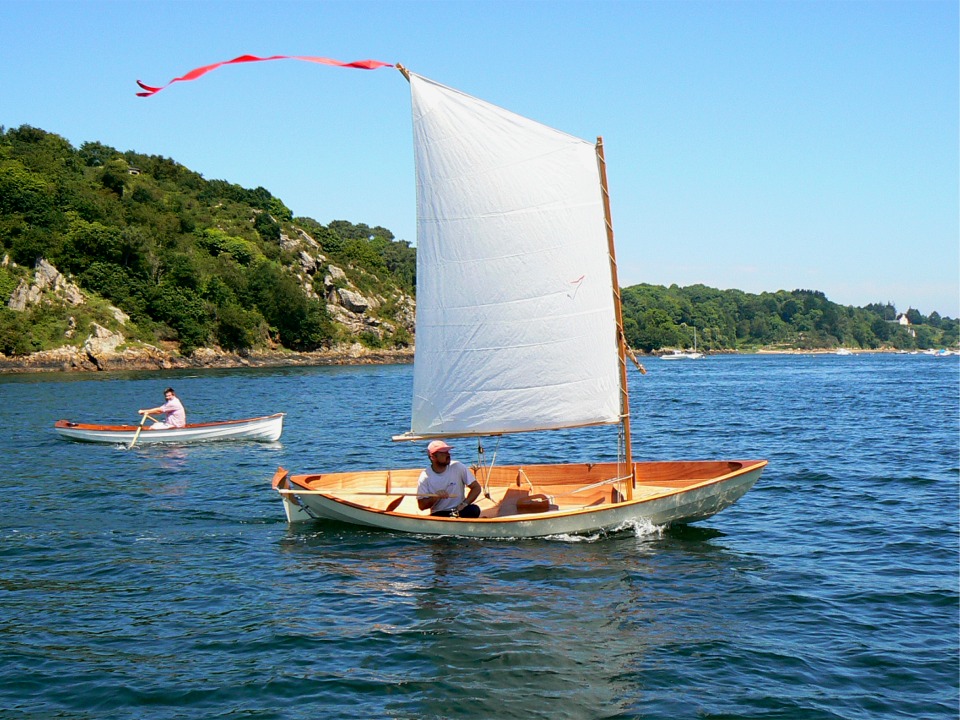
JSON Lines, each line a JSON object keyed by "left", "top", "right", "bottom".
{"left": 427, "top": 440, "right": 453, "bottom": 456}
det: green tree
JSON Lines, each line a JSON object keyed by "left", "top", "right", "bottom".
{"left": 245, "top": 261, "right": 334, "bottom": 350}
{"left": 628, "top": 308, "right": 678, "bottom": 352}
{"left": 254, "top": 211, "right": 280, "bottom": 242}
{"left": 98, "top": 160, "right": 127, "bottom": 198}
{"left": 78, "top": 141, "right": 120, "bottom": 167}
{"left": 148, "top": 282, "right": 210, "bottom": 353}
{"left": 0, "top": 162, "right": 52, "bottom": 221}
{"left": 63, "top": 216, "right": 125, "bottom": 268}
{"left": 214, "top": 303, "right": 264, "bottom": 352}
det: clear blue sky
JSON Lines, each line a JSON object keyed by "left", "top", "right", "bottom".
{"left": 3, "top": 0, "right": 957, "bottom": 317}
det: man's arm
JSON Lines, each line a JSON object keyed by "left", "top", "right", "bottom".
{"left": 418, "top": 494, "right": 438, "bottom": 511}
{"left": 417, "top": 473, "right": 448, "bottom": 511}
{"left": 458, "top": 480, "right": 482, "bottom": 511}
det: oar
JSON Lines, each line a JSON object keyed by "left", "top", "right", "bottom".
{"left": 275, "top": 488, "right": 455, "bottom": 514}
{"left": 275, "top": 489, "right": 446, "bottom": 497}
{"left": 127, "top": 413, "right": 152, "bottom": 450}
{"left": 275, "top": 488, "right": 438, "bottom": 514}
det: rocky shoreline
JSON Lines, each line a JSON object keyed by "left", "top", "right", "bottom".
{"left": 0, "top": 344, "right": 415, "bottom": 374}
{"left": 0, "top": 343, "right": 932, "bottom": 375}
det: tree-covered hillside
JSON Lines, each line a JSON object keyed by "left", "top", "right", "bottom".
{"left": 0, "top": 124, "right": 956, "bottom": 359}
{"left": 622, "top": 284, "right": 957, "bottom": 352}
{"left": 0, "top": 125, "right": 416, "bottom": 357}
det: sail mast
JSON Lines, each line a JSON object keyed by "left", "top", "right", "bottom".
{"left": 595, "top": 137, "right": 635, "bottom": 499}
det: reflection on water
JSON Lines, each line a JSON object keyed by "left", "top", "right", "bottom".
{"left": 272, "top": 523, "right": 762, "bottom": 719}
{"left": 146, "top": 446, "right": 190, "bottom": 471}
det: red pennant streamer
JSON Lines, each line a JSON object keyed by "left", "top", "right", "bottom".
{"left": 136, "top": 54, "right": 395, "bottom": 97}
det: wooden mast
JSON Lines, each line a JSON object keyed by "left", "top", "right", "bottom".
{"left": 596, "top": 137, "right": 635, "bottom": 500}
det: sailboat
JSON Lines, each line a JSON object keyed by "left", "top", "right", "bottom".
{"left": 660, "top": 326, "right": 704, "bottom": 360}
{"left": 272, "top": 67, "right": 766, "bottom": 538}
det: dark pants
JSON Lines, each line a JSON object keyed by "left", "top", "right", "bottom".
{"left": 432, "top": 504, "right": 481, "bottom": 518}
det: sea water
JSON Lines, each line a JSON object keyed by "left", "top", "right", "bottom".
{"left": 0, "top": 354, "right": 956, "bottom": 719}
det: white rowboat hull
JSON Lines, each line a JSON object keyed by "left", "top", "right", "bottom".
{"left": 54, "top": 413, "right": 284, "bottom": 444}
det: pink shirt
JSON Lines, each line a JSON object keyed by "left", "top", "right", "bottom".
{"left": 158, "top": 397, "right": 186, "bottom": 428}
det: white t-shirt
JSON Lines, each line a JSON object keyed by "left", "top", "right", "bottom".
{"left": 417, "top": 461, "right": 476, "bottom": 513}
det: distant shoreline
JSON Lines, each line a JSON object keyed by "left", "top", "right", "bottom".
{"left": 752, "top": 348, "right": 907, "bottom": 355}
{"left": 0, "top": 345, "right": 415, "bottom": 375}
{"left": 0, "top": 344, "right": 940, "bottom": 375}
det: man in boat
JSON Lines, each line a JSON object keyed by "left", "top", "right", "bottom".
{"left": 417, "top": 440, "right": 482, "bottom": 518}
{"left": 138, "top": 387, "right": 186, "bottom": 430}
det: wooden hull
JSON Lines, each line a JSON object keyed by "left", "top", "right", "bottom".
{"left": 54, "top": 413, "right": 284, "bottom": 444}
{"left": 271, "top": 459, "right": 766, "bottom": 538}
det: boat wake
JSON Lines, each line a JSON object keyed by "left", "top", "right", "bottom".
{"left": 614, "top": 517, "right": 665, "bottom": 539}
{"left": 543, "top": 518, "right": 665, "bottom": 543}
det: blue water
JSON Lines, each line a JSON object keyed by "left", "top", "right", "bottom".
{"left": 1, "top": 354, "right": 957, "bottom": 719}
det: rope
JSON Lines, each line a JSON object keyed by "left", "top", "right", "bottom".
{"left": 568, "top": 474, "right": 633, "bottom": 495}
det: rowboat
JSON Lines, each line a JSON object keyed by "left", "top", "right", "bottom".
{"left": 54, "top": 413, "right": 284, "bottom": 444}
{"left": 270, "top": 66, "right": 766, "bottom": 537}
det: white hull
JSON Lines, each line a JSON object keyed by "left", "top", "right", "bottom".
{"left": 661, "top": 351, "right": 704, "bottom": 360}
{"left": 272, "top": 460, "right": 766, "bottom": 539}
{"left": 54, "top": 413, "right": 284, "bottom": 444}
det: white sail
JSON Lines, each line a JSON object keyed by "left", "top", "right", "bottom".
{"left": 407, "top": 73, "right": 621, "bottom": 437}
